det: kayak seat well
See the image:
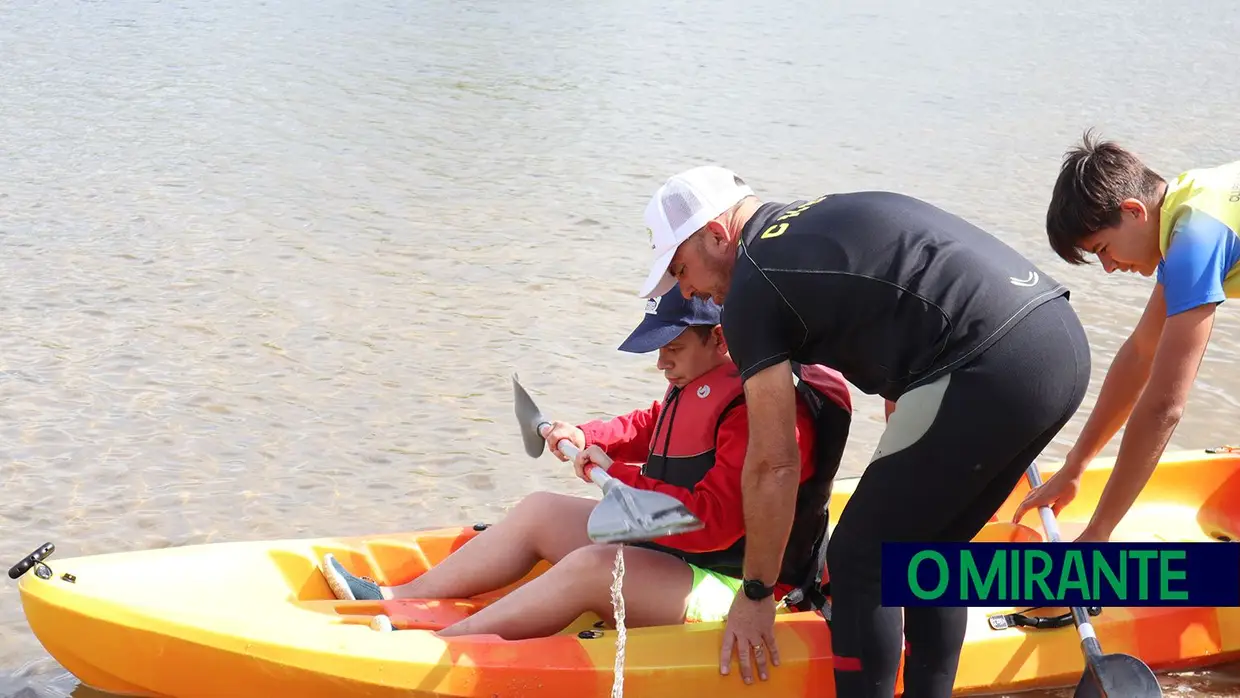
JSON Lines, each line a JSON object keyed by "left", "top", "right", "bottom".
{"left": 269, "top": 527, "right": 565, "bottom": 632}
{"left": 265, "top": 529, "right": 485, "bottom": 602}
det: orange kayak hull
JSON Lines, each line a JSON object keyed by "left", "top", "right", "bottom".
{"left": 16, "top": 447, "right": 1240, "bottom": 697}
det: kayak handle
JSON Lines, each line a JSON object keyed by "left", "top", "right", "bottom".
{"left": 8, "top": 542, "right": 55, "bottom": 580}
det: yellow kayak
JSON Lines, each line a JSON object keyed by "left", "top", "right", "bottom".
{"left": 14, "top": 447, "right": 1240, "bottom": 697}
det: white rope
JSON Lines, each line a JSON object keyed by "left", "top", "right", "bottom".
{"left": 609, "top": 544, "right": 627, "bottom": 698}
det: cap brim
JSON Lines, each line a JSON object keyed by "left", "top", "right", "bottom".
{"left": 638, "top": 247, "right": 679, "bottom": 299}
{"left": 617, "top": 321, "right": 688, "bottom": 354}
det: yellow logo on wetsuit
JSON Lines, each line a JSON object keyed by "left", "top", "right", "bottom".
{"left": 760, "top": 194, "right": 829, "bottom": 239}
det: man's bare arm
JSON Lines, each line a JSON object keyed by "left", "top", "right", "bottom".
{"left": 739, "top": 360, "right": 801, "bottom": 585}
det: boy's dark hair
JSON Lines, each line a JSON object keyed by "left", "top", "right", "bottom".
{"left": 684, "top": 325, "right": 717, "bottom": 343}
{"left": 1046, "top": 129, "right": 1166, "bottom": 265}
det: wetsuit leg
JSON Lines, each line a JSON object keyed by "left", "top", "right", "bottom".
{"left": 900, "top": 420, "right": 1080, "bottom": 694}
{"left": 826, "top": 296, "right": 1091, "bottom": 698}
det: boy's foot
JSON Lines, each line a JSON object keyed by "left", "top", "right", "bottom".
{"left": 322, "top": 553, "right": 382, "bottom": 601}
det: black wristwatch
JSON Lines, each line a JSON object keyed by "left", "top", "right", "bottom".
{"left": 742, "top": 578, "right": 776, "bottom": 600}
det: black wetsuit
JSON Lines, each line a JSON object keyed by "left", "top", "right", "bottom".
{"left": 721, "top": 191, "right": 1091, "bottom": 698}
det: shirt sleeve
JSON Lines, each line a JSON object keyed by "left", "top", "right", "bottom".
{"left": 721, "top": 259, "right": 803, "bottom": 381}
{"left": 577, "top": 401, "right": 661, "bottom": 465}
{"left": 1155, "top": 209, "right": 1240, "bottom": 317}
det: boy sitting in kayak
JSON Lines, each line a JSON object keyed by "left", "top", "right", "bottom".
{"left": 1016, "top": 131, "right": 1240, "bottom": 541}
{"left": 320, "top": 285, "right": 852, "bottom": 640}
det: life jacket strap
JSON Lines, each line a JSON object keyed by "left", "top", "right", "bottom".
{"left": 779, "top": 515, "right": 832, "bottom": 613}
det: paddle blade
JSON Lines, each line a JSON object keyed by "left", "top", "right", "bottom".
{"left": 1074, "top": 653, "right": 1162, "bottom": 698}
{"left": 512, "top": 373, "right": 549, "bottom": 458}
{"left": 587, "top": 486, "right": 704, "bottom": 543}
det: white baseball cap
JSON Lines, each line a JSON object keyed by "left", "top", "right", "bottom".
{"left": 637, "top": 165, "right": 755, "bottom": 299}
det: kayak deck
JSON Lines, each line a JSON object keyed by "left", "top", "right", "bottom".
{"left": 15, "top": 448, "right": 1240, "bottom": 697}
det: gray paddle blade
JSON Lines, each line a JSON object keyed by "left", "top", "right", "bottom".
{"left": 512, "top": 373, "right": 549, "bottom": 459}
{"left": 587, "top": 485, "right": 705, "bottom": 543}
{"left": 1074, "top": 654, "right": 1162, "bottom": 698}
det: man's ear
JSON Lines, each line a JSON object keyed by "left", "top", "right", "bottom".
{"left": 703, "top": 220, "right": 730, "bottom": 249}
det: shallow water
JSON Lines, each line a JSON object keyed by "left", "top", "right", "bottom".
{"left": 1, "top": 0, "right": 1238, "bottom": 695}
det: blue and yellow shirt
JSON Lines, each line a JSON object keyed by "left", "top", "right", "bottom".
{"left": 1156, "top": 160, "right": 1240, "bottom": 316}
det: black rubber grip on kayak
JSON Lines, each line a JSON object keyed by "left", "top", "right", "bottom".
{"left": 8, "top": 542, "right": 54, "bottom": 580}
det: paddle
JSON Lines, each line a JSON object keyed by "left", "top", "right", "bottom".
{"left": 1023, "top": 462, "right": 1162, "bottom": 698}
{"left": 512, "top": 373, "right": 704, "bottom": 544}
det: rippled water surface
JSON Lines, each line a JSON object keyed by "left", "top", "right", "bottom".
{"left": 2, "top": 0, "right": 1238, "bottom": 695}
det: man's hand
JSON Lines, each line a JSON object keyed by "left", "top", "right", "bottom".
{"left": 543, "top": 421, "right": 585, "bottom": 460}
{"left": 719, "top": 592, "right": 779, "bottom": 684}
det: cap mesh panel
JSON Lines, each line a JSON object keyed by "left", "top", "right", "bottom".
{"left": 660, "top": 181, "right": 702, "bottom": 233}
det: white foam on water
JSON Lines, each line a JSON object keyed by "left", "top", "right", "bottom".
{"left": 609, "top": 544, "right": 627, "bottom": 698}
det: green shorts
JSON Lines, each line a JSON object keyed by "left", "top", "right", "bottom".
{"left": 684, "top": 564, "right": 744, "bottom": 623}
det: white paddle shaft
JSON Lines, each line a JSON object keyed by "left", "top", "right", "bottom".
{"left": 559, "top": 439, "right": 614, "bottom": 487}
{"left": 1024, "top": 462, "right": 1099, "bottom": 645}
{"left": 1025, "top": 465, "right": 1064, "bottom": 543}
{"left": 538, "top": 424, "right": 615, "bottom": 488}
{"left": 1036, "top": 498, "right": 1063, "bottom": 544}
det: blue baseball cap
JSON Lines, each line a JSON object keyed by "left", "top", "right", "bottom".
{"left": 618, "top": 284, "right": 722, "bottom": 354}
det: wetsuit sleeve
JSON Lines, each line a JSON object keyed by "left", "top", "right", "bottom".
{"left": 721, "top": 269, "right": 802, "bottom": 382}
{"left": 605, "top": 405, "right": 753, "bottom": 552}
{"left": 1155, "top": 210, "right": 1240, "bottom": 317}
{"left": 577, "top": 401, "right": 661, "bottom": 465}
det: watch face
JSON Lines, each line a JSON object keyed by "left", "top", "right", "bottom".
{"left": 744, "top": 580, "right": 772, "bottom": 599}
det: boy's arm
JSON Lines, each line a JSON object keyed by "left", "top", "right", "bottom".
{"left": 1061, "top": 283, "right": 1167, "bottom": 472}
{"left": 1080, "top": 213, "right": 1230, "bottom": 539}
{"left": 578, "top": 400, "right": 662, "bottom": 465}
{"left": 1083, "top": 302, "right": 1215, "bottom": 538}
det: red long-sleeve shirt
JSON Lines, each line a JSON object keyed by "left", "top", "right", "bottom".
{"left": 578, "top": 391, "right": 819, "bottom": 592}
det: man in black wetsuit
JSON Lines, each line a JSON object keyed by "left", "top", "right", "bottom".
{"left": 634, "top": 166, "right": 1092, "bottom": 698}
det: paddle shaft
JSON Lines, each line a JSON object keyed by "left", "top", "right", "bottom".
{"left": 1024, "top": 463, "right": 1104, "bottom": 660}
{"left": 537, "top": 423, "right": 615, "bottom": 489}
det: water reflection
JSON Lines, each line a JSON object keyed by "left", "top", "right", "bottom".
{"left": 3, "top": 0, "right": 1239, "bottom": 694}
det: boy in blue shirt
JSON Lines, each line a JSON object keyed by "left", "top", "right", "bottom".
{"left": 1015, "top": 130, "right": 1240, "bottom": 540}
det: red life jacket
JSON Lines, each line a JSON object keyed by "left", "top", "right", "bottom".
{"left": 638, "top": 362, "right": 747, "bottom": 489}
{"left": 632, "top": 361, "right": 852, "bottom": 600}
